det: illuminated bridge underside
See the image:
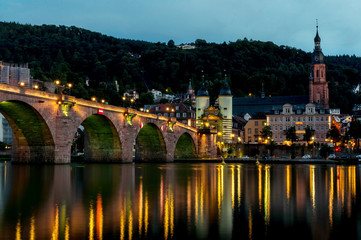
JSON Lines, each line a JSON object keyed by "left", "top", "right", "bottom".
{"left": 0, "top": 83, "right": 216, "bottom": 163}
{"left": 83, "top": 114, "right": 122, "bottom": 162}
{"left": 0, "top": 101, "right": 55, "bottom": 163}
{"left": 174, "top": 133, "right": 196, "bottom": 159}
{"left": 135, "top": 124, "right": 166, "bottom": 162}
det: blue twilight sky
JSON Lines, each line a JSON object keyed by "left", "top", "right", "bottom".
{"left": 1, "top": 0, "right": 361, "bottom": 56}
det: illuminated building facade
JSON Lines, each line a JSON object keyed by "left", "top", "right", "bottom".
{"left": 196, "top": 76, "right": 233, "bottom": 144}
{"left": 244, "top": 113, "right": 266, "bottom": 143}
{"left": 266, "top": 103, "right": 332, "bottom": 144}
{"left": 149, "top": 102, "right": 196, "bottom": 127}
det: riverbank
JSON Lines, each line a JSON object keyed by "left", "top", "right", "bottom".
{"left": 175, "top": 157, "right": 359, "bottom": 164}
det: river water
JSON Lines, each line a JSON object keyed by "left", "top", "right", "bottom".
{"left": 0, "top": 162, "right": 360, "bottom": 240}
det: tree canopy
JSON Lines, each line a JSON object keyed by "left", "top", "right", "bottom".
{"left": 1, "top": 22, "right": 361, "bottom": 111}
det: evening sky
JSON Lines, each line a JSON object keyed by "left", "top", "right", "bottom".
{"left": 1, "top": 0, "right": 360, "bottom": 55}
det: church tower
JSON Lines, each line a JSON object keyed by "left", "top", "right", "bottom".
{"left": 196, "top": 75, "right": 210, "bottom": 128}
{"left": 218, "top": 75, "right": 233, "bottom": 143}
{"left": 309, "top": 24, "right": 329, "bottom": 108}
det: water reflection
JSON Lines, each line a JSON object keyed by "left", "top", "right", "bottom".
{"left": 1, "top": 162, "right": 361, "bottom": 239}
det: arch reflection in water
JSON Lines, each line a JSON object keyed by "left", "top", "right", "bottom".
{"left": 1, "top": 163, "right": 361, "bottom": 239}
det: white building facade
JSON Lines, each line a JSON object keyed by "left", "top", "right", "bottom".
{"left": 267, "top": 103, "right": 332, "bottom": 144}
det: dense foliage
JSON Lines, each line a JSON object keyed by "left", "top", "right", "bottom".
{"left": 1, "top": 22, "right": 361, "bottom": 112}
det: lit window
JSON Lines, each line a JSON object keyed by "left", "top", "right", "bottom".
{"left": 183, "top": 113, "right": 187, "bottom": 117}
{"left": 176, "top": 106, "right": 180, "bottom": 110}
{"left": 255, "top": 121, "right": 258, "bottom": 126}
{"left": 164, "top": 113, "right": 168, "bottom": 117}
{"left": 176, "top": 113, "right": 180, "bottom": 118}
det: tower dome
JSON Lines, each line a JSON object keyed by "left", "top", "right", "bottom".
{"left": 219, "top": 76, "right": 232, "bottom": 96}
{"left": 197, "top": 76, "right": 209, "bottom": 96}
{"left": 312, "top": 25, "right": 324, "bottom": 64}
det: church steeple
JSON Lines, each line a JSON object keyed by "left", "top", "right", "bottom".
{"left": 312, "top": 21, "right": 324, "bottom": 64}
{"left": 309, "top": 21, "right": 329, "bottom": 109}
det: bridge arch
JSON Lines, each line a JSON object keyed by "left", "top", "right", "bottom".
{"left": 73, "top": 113, "right": 122, "bottom": 162}
{"left": 174, "top": 132, "right": 197, "bottom": 159}
{"left": 0, "top": 100, "right": 55, "bottom": 163}
{"left": 134, "top": 123, "right": 167, "bottom": 162}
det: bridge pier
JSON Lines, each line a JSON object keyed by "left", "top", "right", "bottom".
{"left": 54, "top": 116, "right": 72, "bottom": 164}
{"left": 197, "top": 130, "right": 217, "bottom": 159}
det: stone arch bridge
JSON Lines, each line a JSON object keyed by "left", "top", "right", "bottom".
{"left": 0, "top": 83, "right": 216, "bottom": 163}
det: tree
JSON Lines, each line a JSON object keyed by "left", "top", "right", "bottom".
{"left": 326, "top": 124, "right": 341, "bottom": 143}
{"left": 167, "top": 40, "right": 175, "bottom": 48}
{"left": 320, "top": 144, "right": 331, "bottom": 159}
{"left": 137, "top": 92, "right": 154, "bottom": 107}
{"left": 260, "top": 125, "right": 272, "bottom": 142}
{"left": 349, "top": 120, "right": 361, "bottom": 149}
{"left": 284, "top": 126, "right": 298, "bottom": 143}
{"left": 303, "top": 125, "right": 315, "bottom": 142}
{"left": 0, "top": 142, "right": 7, "bottom": 151}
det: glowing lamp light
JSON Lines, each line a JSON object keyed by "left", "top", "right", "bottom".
{"left": 166, "top": 107, "right": 170, "bottom": 111}
{"left": 55, "top": 80, "right": 61, "bottom": 85}
{"left": 101, "top": 99, "right": 106, "bottom": 104}
{"left": 19, "top": 82, "right": 25, "bottom": 87}
{"left": 217, "top": 132, "right": 222, "bottom": 136}
{"left": 171, "top": 109, "right": 174, "bottom": 112}
{"left": 122, "top": 96, "right": 126, "bottom": 101}
{"left": 57, "top": 100, "right": 62, "bottom": 105}
{"left": 146, "top": 109, "right": 149, "bottom": 113}
{"left": 91, "top": 97, "right": 97, "bottom": 102}
{"left": 34, "top": 84, "right": 39, "bottom": 89}
{"left": 98, "top": 109, "right": 104, "bottom": 115}
{"left": 67, "top": 83, "right": 72, "bottom": 88}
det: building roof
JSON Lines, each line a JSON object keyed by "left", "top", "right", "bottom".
{"left": 219, "top": 77, "right": 232, "bottom": 96}
{"left": 233, "top": 95, "right": 309, "bottom": 116}
{"left": 149, "top": 102, "right": 194, "bottom": 113}
{"left": 197, "top": 85, "right": 209, "bottom": 97}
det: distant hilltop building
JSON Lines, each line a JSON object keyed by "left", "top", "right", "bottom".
{"left": 0, "top": 61, "right": 31, "bottom": 87}
{"left": 176, "top": 44, "right": 196, "bottom": 50}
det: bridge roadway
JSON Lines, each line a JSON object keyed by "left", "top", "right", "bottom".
{"left": 0, "top": 83, "right": 217, "bottom": 163}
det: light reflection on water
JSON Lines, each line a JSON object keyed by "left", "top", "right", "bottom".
{"left": 0, "top": 162, "right": 361, "bottom": 239}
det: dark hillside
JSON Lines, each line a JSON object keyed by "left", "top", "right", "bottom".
{"left": 0, "top": 22, "right": 360, "bottom": 112}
